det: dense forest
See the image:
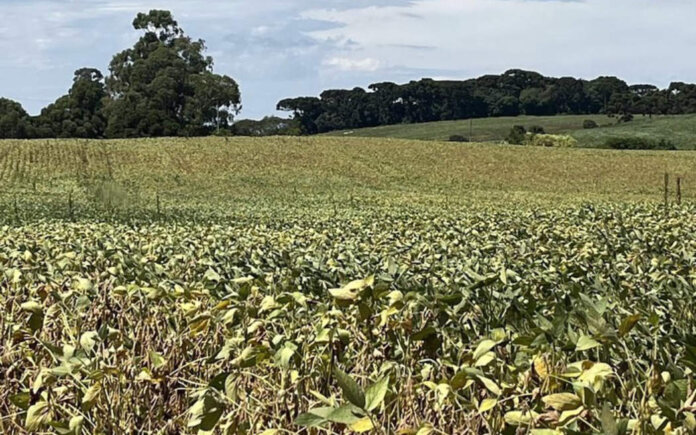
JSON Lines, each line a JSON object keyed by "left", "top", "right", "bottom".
{"left": 277, "top": 71, "right": 696, "bottom": 134}
{"left": 0, "top": 10, "right": 240, "bottom": 139}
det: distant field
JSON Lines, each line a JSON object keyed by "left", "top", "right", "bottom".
{"left": 0, "top": 136, "right": 693, "bottom": 221}
{"left": 327, "top": 114, "right": 696, "bottom": 149}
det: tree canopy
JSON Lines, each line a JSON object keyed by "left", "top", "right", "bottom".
{"left": 277, "top": 70, "right": 696, "bottom": 134}
{"left": 0, "top": 10, "right": 241, "bottom": 139}
{"left": 104, "top": 10, "right": 240, "bottom": 137}
{"left": 0, "top": 98, "right": 33, "bottom": 139}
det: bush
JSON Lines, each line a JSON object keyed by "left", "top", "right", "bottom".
{"left": 618, "top": 113, "right": 634, "bottom": 123}
{"left": 583, "top": 120, "right": 599, "bottom": 129}
{"left": 528, "top": 125, "right": 545, "bottom": 135}
{"left": 448, "top": 135, "right": 469, "bottom": 142}
{"left": 506, "top": 125, "right": 527, "bottom": 145}
{"left": 527, "top": 134, "right": 578, "bottom": 148}
{"left": 604, "top": 137, "right": 676, "bottom": 150}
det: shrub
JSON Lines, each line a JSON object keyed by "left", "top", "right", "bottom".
{"left": 527, "top": 134, "right": 578, "bottom": 148}
{"left": 583, "top": 120, "right": 599, "bottom": 129}
{"left": 506, "top": 125, "right": 527, "bottom": 145}
{"left": 528, "top": 125, "right": 545, "bottom": 135}
{"left": 604, "top": 137, "right": 677, "bottom": 150}
{"left": 618, "top": 113, "right": 634, "bottom": 123}
{"left": 448, "top": 135, "right": 469, "bottom": 142}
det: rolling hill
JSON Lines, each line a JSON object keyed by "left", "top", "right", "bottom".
{"left": 326, "top": 114, "right": 696, "bottom": 149}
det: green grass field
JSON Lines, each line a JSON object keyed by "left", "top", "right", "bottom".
{"left": 327, "top": 114, "right": 696, "bottom": 150}
{"left": 1, "top": 137, "right": 695, "bottom": 434}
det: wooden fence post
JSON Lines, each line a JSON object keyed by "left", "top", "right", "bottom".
{"left": 676, "top": 177, "right": 682, "bottom": 205}
{"left": 664, "top": 173, "right": 669, "bottom": 209}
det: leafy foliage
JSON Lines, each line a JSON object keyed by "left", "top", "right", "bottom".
{"left": 1, "top": 200, "right": 695, "bottom": 433}
{"left": 605, "top": 136, "right": 677, "bottom": 150}
{"left": 0, "top": 10, "right": 241, "bottom": 140}
{"left": 279, "top": 69, "right": 696, "bottom": 135}
{"left": 0, "top": 136, "right": 695, "bottom": 433}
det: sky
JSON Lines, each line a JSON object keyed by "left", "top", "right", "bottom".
{"left": 1, "top": 0, "right": 695, "bottom": 119}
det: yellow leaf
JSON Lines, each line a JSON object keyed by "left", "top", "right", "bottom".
{"left": 350, "top": 417, "right": 374, "bottom": 433}
{"left": 474, "top": 351, "right": 496, "bottom": 367}
{"left": 504, "top": 410, "right": 539, "bottom": 426}
{"left": 473, "top": 339, "right": 497, "bottom": 361}
{"left": 534, "top": 355, "right": 550, "bottom": 379}
{"left": 25, "top": 401, "right": 51, "bottom": 431}
{"left": 576, "top": 335, "right": 600, "bottom": 352}
{"left": 478, "top": 376, "right": 502, "bottom": 396}
{"left": 258, "top": 430, "right": 279, "bottom": 435}
{"left": 542, "top": 393, "right": 582, "bottom": 411}
{"left": 559, "top": 406, "right": 584, "bottom": 425}
{"left": 329, "top": 276, "right": 375, "bottom": 301}
{"left": 479, "top": 398, "right": 497, "bottom": 413}
{"left": 579, "top": 362, "right": 613, "bottom": 390}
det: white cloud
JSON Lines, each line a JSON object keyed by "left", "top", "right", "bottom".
{"left": 324, "top": 57, "right": 381, "bottom": 72}
{"left": 304, "top": 0, "right": 696, "bottom": 87}
{"left": 0, "top": 0, "right": 695, "bottom": 119}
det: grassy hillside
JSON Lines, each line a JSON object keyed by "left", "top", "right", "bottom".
{"left": 0, "top": 136, "right": 693, "bottom": 223}
{"left": 326, "top": 114, "right": 696, "bottom": 149}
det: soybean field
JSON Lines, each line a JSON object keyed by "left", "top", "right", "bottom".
{"left": 1, "top": 137, "right": 695, "bottom": 434}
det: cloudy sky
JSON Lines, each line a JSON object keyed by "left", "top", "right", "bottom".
{"left": 1, "top": 0, "right": 695, "bottom": 119}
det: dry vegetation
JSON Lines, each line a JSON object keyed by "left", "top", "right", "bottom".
{"left": 0, "top": 137, "right": 695, "bottom": 434}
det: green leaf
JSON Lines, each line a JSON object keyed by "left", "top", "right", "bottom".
{"left": 473, "top": 339, "right": 497, "bottom": 362}
{"left": 576, "top": 335, "right": 601, "bottom": 351}
{"left": 149, "top": 350, "right": 167, "bottom": 369}
{"left": 75, "top": 277, "right": 93, "bottom": 291}
{"left": 9, "top": 392, "right": 30, "bottom": 410}
{"left": 274, "top": 343, "right": 297, "bottom": 370}
{"left": 295, "top": 407, "right": 333, "bottom": 427}
{"left": 327, "top": 404, "right": 362, "bottom": 424}
{"left": 365, "top": 377, "right": 389, "bottom": 411}
{"left": 412, "top": 326, "right": 437, "bottom": 341}
{"left": 619, "top": 314, "right": 641, "bottom": 338}
{"left": 600, "top": 402, "right": 619, "bottom": 435}
{"left": 28, "top": 313, "right": 44, "bottom": 333}
{"left": 334, "top": 367, "right": 366, "bottom": 409}
{"left": 187, "top": 393, "right": 224, "bottom": 431}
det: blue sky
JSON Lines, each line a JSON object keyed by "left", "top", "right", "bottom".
{"left": 1, "top": 0, "right": 695, "bottom": 119}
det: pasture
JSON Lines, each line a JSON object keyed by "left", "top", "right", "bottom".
{"left": 327, "top": 114, "right": 696, "bottom": 150}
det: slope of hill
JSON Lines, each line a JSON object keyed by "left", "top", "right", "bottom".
{"left": 326, "top": 114, "right": 696, "bottom": 149}
{"left": 0, "top": 136, "right": 693, "bottom": 223}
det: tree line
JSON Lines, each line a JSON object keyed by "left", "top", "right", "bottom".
{"left": 277, "top": 70, "right": 696, "bottom": 134}
{"left": 0, "top": 10, "right": 240, "bottom": 139}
